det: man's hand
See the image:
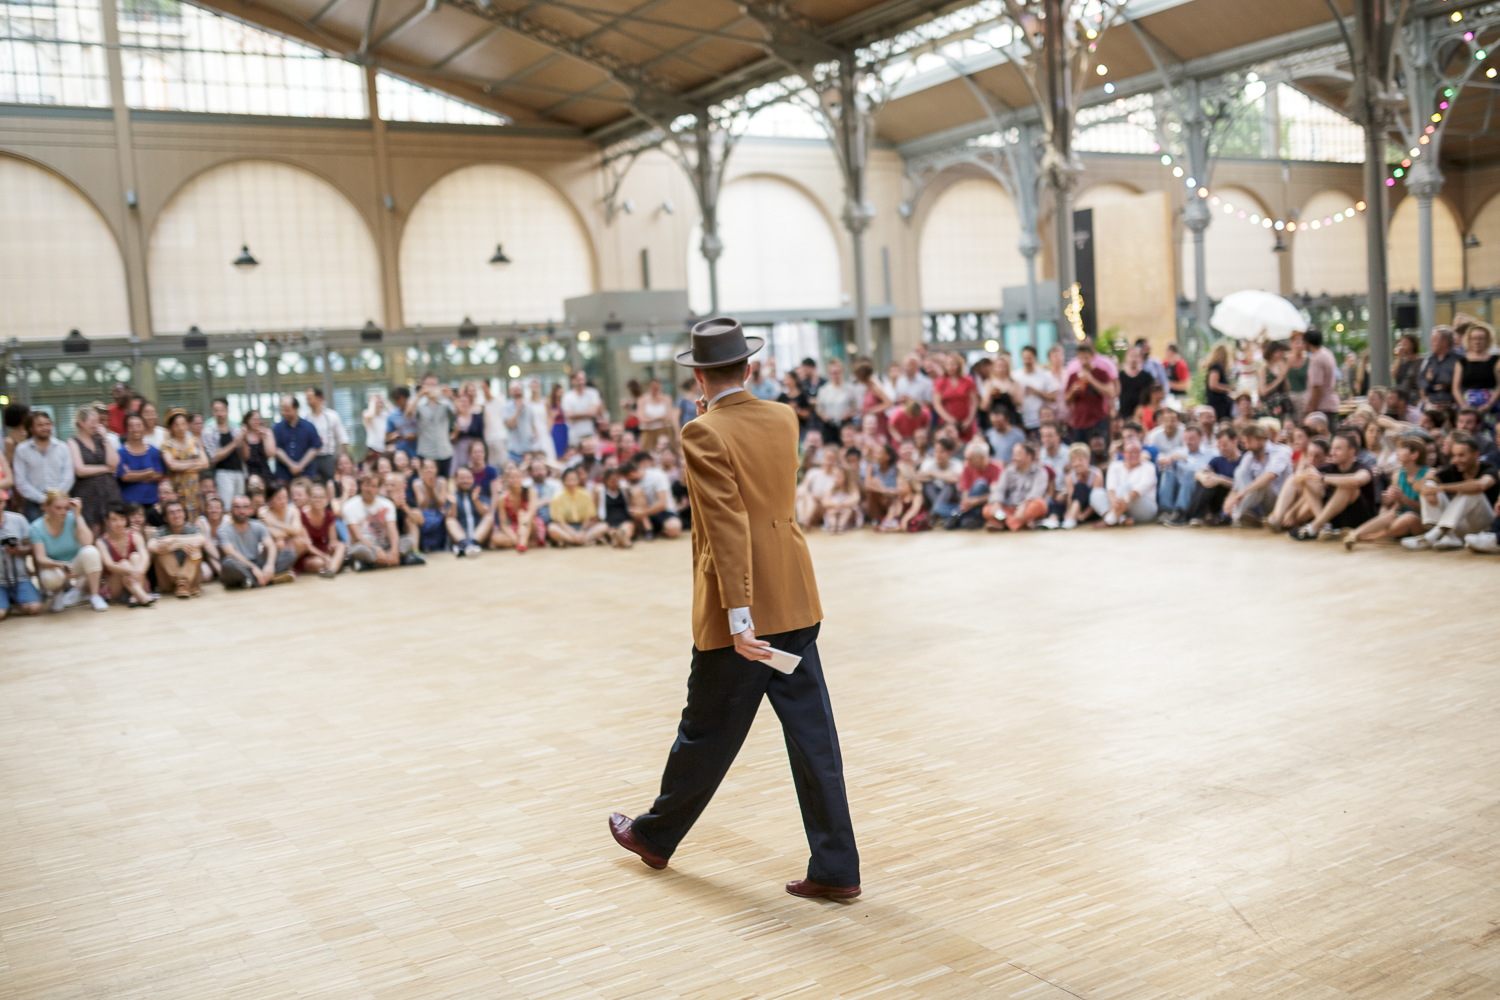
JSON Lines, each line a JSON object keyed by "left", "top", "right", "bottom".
{"left": 694, "top": 394, "right": 708, "bottom": 417}
{"left": 733, "top": 627, "right": 773, "bottom": 663}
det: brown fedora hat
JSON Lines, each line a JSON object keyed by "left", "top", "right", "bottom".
{"left": 675, "top": 316, "right": 765, "bottom": 368}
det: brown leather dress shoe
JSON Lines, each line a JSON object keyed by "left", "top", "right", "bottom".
{"left": 609, "top": 813, "right": 668, "bottom": 870}
{"left": 785, "top": 878, "right": 861, "bottom": 901}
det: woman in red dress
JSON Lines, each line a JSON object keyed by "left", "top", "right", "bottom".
{"left": 296, "top": 482, "right": 346, "bottom": 578}
{"left": 933, "top": 353, "right": 980, "bottom": 442}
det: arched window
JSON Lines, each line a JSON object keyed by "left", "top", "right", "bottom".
{"left": 1291, "top": 191, "right": 1367, "bottom": 295}
{"left": 688, "top": 175, "right": 842, "bottom": 314}
{"left": 148, "top": 159, "right": 382, "bottom": 333}
{"left": 400, "top": 164, "right": 595, "bottom": 327}
{"left": 1388, "top": 195, "right": 1463, "bottom": 292}
{"left": 917, "top": 176, "right": 1025, "bottom": 313}
{"left": 1180, "top": 186, "right": 1282, "bottom": 301}
{"left": 0, "top": 155, "right": 130, "bottom": 339}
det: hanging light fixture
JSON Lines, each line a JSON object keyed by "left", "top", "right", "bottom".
{"left": 232, "top": 245, "right": 259, "bottom": 269}
{"left": 360, "top": 319, "right": 383, "bottom": 343}
{"left": 183, "top": 325, "right": 208, "bottom": 351}
{"left": 1464, "top": 233, "right": 1482, "bottom": 250}
{"left": 1272, "top": 233, "right": 1289, "bottom": 253}
{"left": 488, "top": 243, "right": 511, "bottom": 265}
{"left": 457, "top": 316, "right": 479, "bottom": 339}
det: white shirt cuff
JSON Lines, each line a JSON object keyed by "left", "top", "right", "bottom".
{"left": 727, "top": 607, "right": 753, "bottom": 635}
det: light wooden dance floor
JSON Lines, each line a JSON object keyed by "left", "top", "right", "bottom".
{"left": 3, "top": 529, "right": 1499, "bottom": 1000}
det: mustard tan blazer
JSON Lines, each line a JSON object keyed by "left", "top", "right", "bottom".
{"left": 682, "top": 389, "right": 823, "bottom": 650}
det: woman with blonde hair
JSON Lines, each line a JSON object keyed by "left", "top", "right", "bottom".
{"left": 68, "top": 404, "right": 121, "bottom": 531}
{"left": 1453, "top": 321, "right": 1500, "bottom": 412}
{"left": 1203, "top": 341, "right": 1234, "bottom": 421}
{"left": 29, "top": 490, "right": 107, "bottom": 612}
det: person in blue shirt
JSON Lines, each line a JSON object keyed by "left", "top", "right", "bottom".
{"left": 1183, "top": 427, "right": 1241, "bottom": 526}
{"left": 272, "top": 394, "right": 322, "bottom": 481}
{"left": 746, "top": 360, "right": 781, "bottom": 401}
{"left": 117, "top": 413, "right": 165, "bottom": 505}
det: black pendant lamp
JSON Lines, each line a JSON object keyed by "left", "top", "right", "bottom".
{"left": 233, "top": 244, "right": 259, "bottom": 269}
{"left": 489, "top": 243, "right": 511, "bottom": 265}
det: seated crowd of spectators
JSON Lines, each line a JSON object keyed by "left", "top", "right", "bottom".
{"left": 2, "top": 316, "right": 1496, "bottom": 622}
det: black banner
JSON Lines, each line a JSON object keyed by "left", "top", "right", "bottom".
{"left": 1072, "top": 207, "right": 1097, "bottom": 339}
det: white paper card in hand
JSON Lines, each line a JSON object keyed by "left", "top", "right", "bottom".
{"left": 766, "top": 647, "right": 802, "bottom": 674}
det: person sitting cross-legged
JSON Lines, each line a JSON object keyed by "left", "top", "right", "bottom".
{"left": 30, "top": 491, "right": 108, "bottom": 612}
{"left": 1403, "top": 432, "right": 1499, "bottom": 550}
{"left": 1224, "top": 421, "right": 1292, "bottom": 528}
{"left": 1344, "top": 435, "right": 1429, "bottom": 550}
{"left": 1290, "top": 430, "right": 1377, "bottom": 542}
{"left": 1051, "top": 442, "right": 1107, "bottom": 529}
{"left": 595, "top": 466, "right": 636, "bottom": 548}
{"left": 96, "top": 502, "right": 155, "bottom": 607}
{"left": 297, "top": 482, "right": 346, "bottom": 577}
{"left": 1266, "top": 436, "right": 1331, "bottom": 534}
{"left": 984, "top": 441, "right": 1048, "bottom": 531}
{"left": 1185, "top": 429, "right": 1241, "bottom": 526}
{"left": 944, "top": 440, "right": 1001, "bottom": 530}
{"left": 147, "top": 498, "right": 205, "bottom": 598}
{"left": 489, "top": 465, "right": 545, "bottom": 552}
{"left": 624, "top": 452, "right": 682, "bottom": 540}
{"left": 1100, "top": 439, "right": 1158, "bottom": 527}
{"left": 217, "top": 494, "right": 295, "bottom": 588}
{"left": 1156, "top": 423, "right": 1217, "bottom": 525}
{"left": 547, "top": 467, "right": 608, "bottom": 546}
{"left": 0, "top": 505, "right": 44, "bottom": 621}
{"left": 444, "top": 465, "right": 491, "bottom": 557}
{"left": 346, "top": 473, "right": 417, "bottom": 570}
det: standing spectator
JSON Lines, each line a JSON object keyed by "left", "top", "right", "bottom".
{"left": 1103, "top": 439, "right": 1158, "bottom": 526}
{"left": 3, "top": 401, "right": 27, "bottom": 474}
{"left": 777, "top": 372, "right": 815, "bottom": 442}
{"left": 499, "top": 381, "right": 533, "bottom": 463}
{"left": 1134, "top": 338, "right": 1167, "bottom": 394}
{"left": 146, "top": 499, "right": 204, "bottom": 598}
{"left": 445, "top": 465, "right": 490, "bottom": 556}
{"left": 13, "top": 411, "right": 74, "bottom": 521}
{"left": 271, "top": 395, "right": 322, "bottom": 482}
{"left": 1203, "top": 342, "right": 1234, "bottom": 421}
{"left": 68, "top": 405, "right": 120, "bottom": 531}
{"left": 203, "top": 398, "right": 245, "bottom": 500}
{"left": 386, "top": 386, "right": 419, "bottom": 458}
{"left": 636, "top": 378, "right": 677, "bottom": 454}
{"left": 362, "top": 391, "right": 392, "bottom": 464}
{"left": 0, "top": 504, "right": 43, "bottom": 620}
{"left": 676, "top": 379, "right": 699, "bottom": 430}
{"left": 450, "top": 386, "right": 485, "bottom": 478}
{"left": 304, "top": 386, "right": 348, "bottom": 482}
{"left": 478, "top": 380, "right": 510, "bottom": 472}
{"left": 1046, "top": 343, "right": 1071, "bottom": 427}
{"left": 116, "top": 413, "right": 165, "bottom": 511}
{"left": 1162, "top": 342, "right": 1191, "bottom": 397}
{"left": 814, "top": 359, "right": 859, "bottom": 440}
{"left": 797, "top": 356, "right": 827, "bottom": 398}
{"left": 217, "top": 494, "right": 294, "bottom": 588}
{"left": 238, "top": 410, "right": 275, "bottom": 485}
{"left": 1064, "top": 339, "right": 1118, "bottom": 445}
{"left": 1420, "top": 326, "right": 1459, "bottom": 411}
{"left": 747, "top": 360, "right": 780, "bottom": 401}
{"left": 1290, "top": 431, "right": 1377, "bottom": 541}
{"left": 1258, "top": 341, "right": 1293, "bottom": 423}
{"left": 1014, "top": 345, "right": 1059, "bottom": 434}
{"left": 1453, "top": 323, "right": 1500, "bottom": 412}
{"left": 853, "top": 361, "right": 893, "bottom": 437}
{"left": 547, "top": 467, "right": 605, "bottom": 546}
{"left": 933, "top": 354, "right": 981, "bottom": 443}
{"left": 97, "top": 503, "right": 154, "bottom": 606}
{"left": 1403, "top": 432, "right": 1498, "bottom": 549}
{"left": 985, "top": 442, "right": 1048, "bottom": 531}
{"left": 1117, "top": 347, "right": 1155, "bottom": 426}
{"left": 980, "top": 353, "right": 1020, "bottom": 431}
{"left": 1226, "top": 422, "right": 1293, "bottom": 527}
{"left": 161, "top": 408, "right": 209, "bottom": 518}
{"left": 893, "top": 354, "right": 934, "bottom": 405}
{"left": 1156, "top": 424, "right": 1215, "bottom": 525}
{"left": 1392, "top": 333, "right": 1422, "bottom": 400}
{"left": 409, "top": 375, "right": 456, "bottom": 476}
{"left": 29, "top": 492, "right": 107, "bottom": 611}
{"left": 561, "top": 370, "right": 604, "bottom": 448}
{"left": 1304, "top": 329, "right": 1340, "bottom": 426}
{"left": 105, "top": 382, "right": 134, "bottom": 436}
{"left": 139, "top": 401, "right": 165, "bottom": 449}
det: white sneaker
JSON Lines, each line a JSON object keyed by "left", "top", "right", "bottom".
{"left": 89, "top": 594, "right": 109, "bottom": 612}
{"left": 1424, "top": 526, "right": 1443, "bottom": 544}
{"left": 1433, "top": 533, "right": 1464, "bottom": 551}
{"left": 56, "top": 586, "right": 83, "bottom": 611}
{"left": 1401, "top": 535, "right": 1432, "bottom": 550}
{"left": 1465, "top": 531, "right": 1499, "bottom": 553}
{"left": 1062, "top": 517, "right": 1077, "bottom": 530}
{"left": 1318, "top": 525, "right": 1341, "bottom": 542}
{"left": 1104, "top": 512, "right": 1119, "bottom": 526}
{"left": 1040, "top": 516, "right": 1060, "bottom": 530}
{"left": 466, "top": 544, "right": 483, "bottom": 558}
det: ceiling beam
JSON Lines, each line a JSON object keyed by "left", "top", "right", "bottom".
{"left": 368, "top": 0, "right": 436, "bottom": 53}
{"left": 896, "top": 18, "right": 1351, "bottom": 158}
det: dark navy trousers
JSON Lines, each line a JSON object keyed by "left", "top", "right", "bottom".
{"left": 631, "top": 622, "right": 860, "bottom": 887}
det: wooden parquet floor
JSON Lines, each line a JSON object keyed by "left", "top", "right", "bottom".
{"left": 2, "top": 528, "right": 1498, "bottom": 1000}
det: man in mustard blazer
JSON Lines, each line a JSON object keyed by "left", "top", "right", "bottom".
{"left": 609, "top": 317, "right": 861, "bottom": 901}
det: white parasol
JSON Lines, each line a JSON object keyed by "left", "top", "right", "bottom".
{"left": 1209, "top": 290, "right": 1309, "bottom": 340}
